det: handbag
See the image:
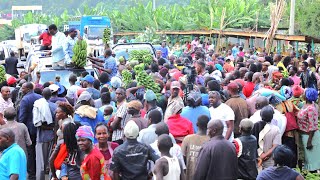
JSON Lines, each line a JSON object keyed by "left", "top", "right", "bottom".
{"left": 282, "top": 103, "right": 298, "bottom": 132}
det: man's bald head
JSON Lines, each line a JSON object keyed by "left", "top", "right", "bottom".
{"left": 42, "top": 87, "right": 52, "bottom": 100}
{"left": 4, "top": 107, "right": 16, "bottom": 121}
{"left": 207, "top": 120, "right": 224, "bottom": 138}
{"left": 0, "top": 128, "right": 15, "bottom": 151}
{"left": 255, "top": 96, "right": 269, "bottom": 110}
{"left": 273, "top": 54, "right": 282, "bottom": 62}
{"left": 1, "top": 86, "right": 10, "bottom": 101}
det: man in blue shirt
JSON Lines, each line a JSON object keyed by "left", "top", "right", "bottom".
{"left": 0, "top": 128, "right": 27, "bottom": 180}
{"left": 159, "top": 41, "right": 169, "bottom": 59}
{"left": 88, "top": 49, "right": 118, "bottom": 78}
{"left": 64, "top": 28, "right": 80, "bottom": 65}
{"left": 18, "top": 82, "right": 42, "bottom": 180}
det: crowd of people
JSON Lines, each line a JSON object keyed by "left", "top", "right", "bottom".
{"left": 0, "top": 31, "right": 320, "bottom": 180}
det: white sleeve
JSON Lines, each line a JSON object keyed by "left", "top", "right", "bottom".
{"left": 224, "top": 105, "right": 235, "bottom": 121}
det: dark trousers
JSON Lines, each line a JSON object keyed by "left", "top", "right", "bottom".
{"left": 40, "top": 46, "right": 52, "bottom": 51}
{"left": 27, "top": 134, "right": 37, "bottom": 180}
{"left": 282, "top": 136, "right": 297, "bottom": 168}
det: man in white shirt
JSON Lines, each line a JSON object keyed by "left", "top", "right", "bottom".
{"left": 208, "top": 91, "right": 235, "bottom": 142}
{"left": 47, "top": 24, "right": 67, "bottom": 69}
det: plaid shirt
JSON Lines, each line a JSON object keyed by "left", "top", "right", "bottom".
{"left": 112, "top": 101, "right": 130, "bottom": 141}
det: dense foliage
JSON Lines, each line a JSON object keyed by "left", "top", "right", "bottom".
{"left": 0, "top": 0, "right": 320, "bottom": 41}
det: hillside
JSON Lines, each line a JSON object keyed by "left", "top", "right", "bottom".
{"left": 0, "top": 0, "right": 190, "bottom": 14}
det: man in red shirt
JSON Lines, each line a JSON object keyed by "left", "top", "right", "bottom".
{"left": 39, "top": 30, "right": 52, "bottom": 50}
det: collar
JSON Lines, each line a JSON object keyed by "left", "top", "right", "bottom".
{"left": 125, "top": 138, "right": 138, "bottom": 144}
{"left": 210, "top": 135, "right": 225, "bottom": 141}
{"left": 230, "top": 95, "right": 240, "bottom": 98}
{"left": 2, "top": 143, "right": 17, "bottom": 154}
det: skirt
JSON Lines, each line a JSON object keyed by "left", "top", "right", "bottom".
{"left": 300, "top": 130, "right": 320, "bottom": 171}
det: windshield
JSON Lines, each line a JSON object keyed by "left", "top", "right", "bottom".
{"left": 40, "top": 69, "right": 96, "bottom": 88}
{"left": 87, "top": 27, "right": 104, "bottom": 40}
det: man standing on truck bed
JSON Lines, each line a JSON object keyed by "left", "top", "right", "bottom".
{"left": 47, "top": 24, "right": 67, "bottom": 69}
{"left": 64, "top": 28, "right": 80, "bottom": 66}
{"left": 88, "top": 49, "right": 118, "bottom": 78}
{"left": 39, "top": 29, "right": 52, "bottom": 51}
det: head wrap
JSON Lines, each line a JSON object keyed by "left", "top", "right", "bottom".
{"left": 305, "top": 88, "right": 318, "bottom": 102}
{"left": 215, "top": 64, "right": 223, "bottom": 71}
{"left": 279, "top": 86, "right": 293, "bottom": 100}
{"left": 292, "top": 85, "right": 304, "bottom": 97}
{"left": 75, "top": 125, "right": 94, "bottom": 142}
{"left": 111, "top": 77, "right": 122, "bottom": 89}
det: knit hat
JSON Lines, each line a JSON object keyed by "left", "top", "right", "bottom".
{"left": 124, "top": 120, "right": 139, "bottom": 139}
{"left": 279, "top": 86, "right": 293, "bottom": 100}
{"left": 292, "top": 85, "right": 304, "bottom": 97}
{"left": 75, "top": 125, "right": 94, "bottom": 142}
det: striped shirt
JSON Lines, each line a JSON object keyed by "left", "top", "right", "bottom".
{"left": 112, "top": 102, "right": 130, "bottom": 141}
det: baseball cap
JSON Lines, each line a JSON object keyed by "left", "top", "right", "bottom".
{"left": 227, "top": 82, "right": 239, "bottom": 91}
{"left": 77, "top": 91, "right": 92, "bottom": 103}
{"left": 124, "top": 120, "right": 139, "bottom": 139}
{"left": 170, "top": 81, "right": 180, "bottom": 90}
{"left": 7, "top": 76, "right": 17, "bottom": 86}
{"left": 144, "top": 90, "right": 156, "bottom": 102}
{"left": 81, "top": 75, "right": 95, "bottom": 84}
{"left": 127, "top": 100, "right": 143, "bottom": 110}
{"left": 49, "top": 84, "right": 60, "bottom": 93}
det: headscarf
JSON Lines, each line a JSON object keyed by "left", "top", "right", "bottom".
{"left": 75, "top": 125, "right": 94, "bottom": 142}
{"left": 215, "top": 64, "right": 223, "bottom": 71}
{"left": 267, "top": 66, "right": 279, "bottom": 81}
{"left": 305, "top": 88, "right": 318, "bottom": 102}
{"left": 292, "top": 85, "right": 304, "bottom": 97}
{"left": 111, "top": 77, "right": 122, "bottom": 89}
{"left": 279, "top": 86, "right": 293, "bottom": 100}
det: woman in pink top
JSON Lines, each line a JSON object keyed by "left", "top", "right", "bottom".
{"left": 288, "top": 66, "right": 301, "bottom": 85}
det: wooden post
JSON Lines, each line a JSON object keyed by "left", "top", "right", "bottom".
{"left": 295, "top": 41, "right": 299, "bottom": 58}
{"left": 312, "top": 39, "right": 314, "bottom": 56}
{"left": 277, "top": 40, "right": 281, "bottom": 54}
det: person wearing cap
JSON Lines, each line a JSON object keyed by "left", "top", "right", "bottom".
{"left": 181, "top": 91, "right": 210, "bottom": 133}
{"left": 226, "top": 82, "right": 249, "bottom": 138}
{"left": 144, "top": 89, "right": 163, "bottom": 120}
{"left": 63, "top": 28, "right": 80, "bottom": 65}
{"left": 88, "top": 49, "right": 118, "bottom": 78}
{"left": 76, "top": 125, "right": 109, "bottom": 180}
{"left": 7, "top": 76, "right": 17, "bottom": 92}
{"left": 126, "top": 100, "right": 148, "bottom": 130}
{"left": 81, "top": 74, "right": 101, "bottom": 100}
{"left": 110, "top": 121, "right": 159, "bottom": 180}
{"left": 167, "top": 99, "right": 194, "bottom": 145}
{"left": 164, "top": 81, "right": 184, "bottom": 122}
{"left": 49, "top": 84, "right": 67, "bottom": 103}
{"left": 39, "top": 29, "right": 52, "bottom": 50}
{"left": 74, "top": 91, "right": 104, "bottom": 139}
{"left": 5, "top": 51, "right": 18, "bottom": 76}
{"left": 18, "top": 82, "right": 42, "bottom": 179}
{"left": 0, "top": 86, "right": 14, "bottom": 125}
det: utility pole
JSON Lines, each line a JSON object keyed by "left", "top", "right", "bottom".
{"left": 153, "top": 0, "right": 156, "bottom": 11}
{"left": 289, "top": 0, "right": 295, "bottom": 35}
